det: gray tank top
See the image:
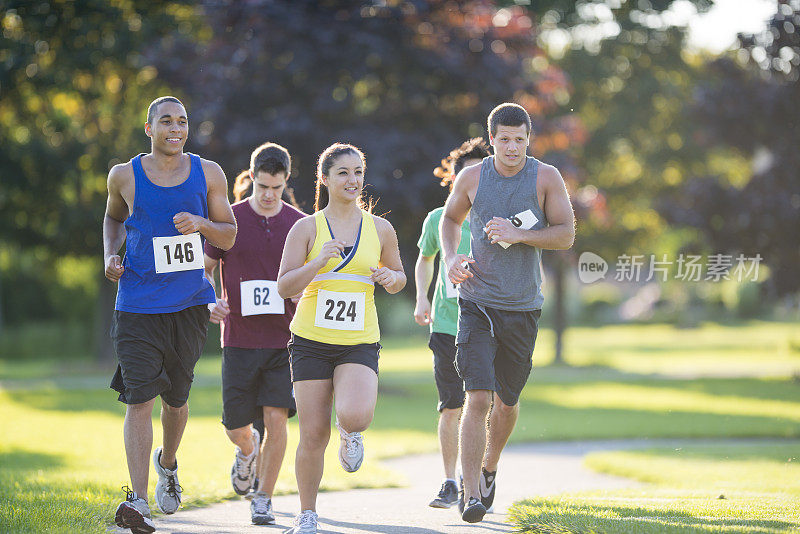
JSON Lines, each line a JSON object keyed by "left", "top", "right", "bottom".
{"left": 459, "top": 156, "right": 547, "bottom": 311}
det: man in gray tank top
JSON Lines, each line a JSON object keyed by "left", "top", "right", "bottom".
{"left": 441, "top": 103, "right": 575, "bottom": 523}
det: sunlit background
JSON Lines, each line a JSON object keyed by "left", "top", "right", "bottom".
{"left": 1, "top": 2, "right": 799, "bottom": 532}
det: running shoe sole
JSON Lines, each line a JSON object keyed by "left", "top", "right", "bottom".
{"left": 462, "top": 501, "right": 487, "bottom": 523}
{"left": 252, "top": 515, "right": 276, "bottom": 525}
{"left": 114, "top": 502, "right": 155, "bottom": 534}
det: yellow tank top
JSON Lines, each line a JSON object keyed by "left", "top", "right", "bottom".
{"left": 290, "top": 209, "right": 381, "bottom": 344}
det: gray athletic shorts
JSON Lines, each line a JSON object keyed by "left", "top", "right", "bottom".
{"left": 455, "top": 298, "right": 541, "bottom": 406}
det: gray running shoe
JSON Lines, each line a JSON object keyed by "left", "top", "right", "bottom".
{"left": 152, "top": 447, "right": 182, "bottom": 514}
{"left": 429, "top": 479, "right": 459, "bottom": 508}
{"left": 336, "top": 421, "right": 364, "bottom": 473}
{"left": 283, "top": 510, "right": 318, "bottom": 533}
{"left": 114, "top": 486, "right": 155, "bottom": 534}
{"left": 231, "top": 427, "right": 259, "bottom": 495}
{"left": 250, "top": 493, "right": 275, "bottom": 525}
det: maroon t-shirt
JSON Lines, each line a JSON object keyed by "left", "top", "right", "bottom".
{"left": 205, "top": 199, "right": 306, "bottom": 349}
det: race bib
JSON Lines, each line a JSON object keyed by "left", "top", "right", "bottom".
{"left": 498, "top": 209, "right": 539, "bottom": 249}
{"left": 153, "top": 233, "right": 204, "bottom": 273}
{"left": 314, "top": 289, "right": 365, "bottom": 331}
{"left": 240, "top": 280, "right": 284, "bottom": 316}
{"left": 444, "top": 277, "right": 459, "bottom": 299}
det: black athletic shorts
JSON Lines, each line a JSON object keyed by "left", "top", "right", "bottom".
{"left": 222, "top": 347, "right": 296, "bottom": 430}
{"left": 455, "top": 298, "right": 541, "bottom": 407}
{"left": 429, "top": 333, "right": 465, "bottom": 412}
{"left": 110, "top": 304, "right": 209, "bottom": 407}
{"left": 288, "top": 334, "right": 380, "bottom": 382}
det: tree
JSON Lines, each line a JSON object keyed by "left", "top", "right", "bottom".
{"left": 151, "top": 0, "right": 585, "bottom": 359}
{"left": 659, "top": 1, "right": 800, "bottom": 297}
{"left": 0, "top": 1, "right": 199, "bottom": 359}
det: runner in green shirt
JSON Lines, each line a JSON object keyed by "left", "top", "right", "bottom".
{"left": 413, "top": 138, "right": 491, "bottom": 509}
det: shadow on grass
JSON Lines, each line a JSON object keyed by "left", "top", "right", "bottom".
{"left": 511, "top": 502, "right": 799, "bottom": 534}
{"left": 0, "top": 448, "right": 66, "bottom": 471}
{"left": 4, "top": 374, "right": 800, "bottom": 441}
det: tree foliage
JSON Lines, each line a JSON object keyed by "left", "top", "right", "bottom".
{"left": 549, "top": 0, "right": 713, "bottom": 260}
{"left": 151, "top": 0, "right": 581, "bottom": 261}
{"left": 658, "top": 1, "right": 800, "bottom": 295}
{"left": 0, "top": 1, "right": 197, "bottom": 256}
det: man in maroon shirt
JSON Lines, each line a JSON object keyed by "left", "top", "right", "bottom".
{"left": 204, "top": 142, "right": 306, "bottom": 525}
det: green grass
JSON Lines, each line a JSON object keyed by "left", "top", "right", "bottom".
{"left": 1, "top": 320, "right": 799, "bottom": 532}
{"left": 509, "top": 442, "right": 800, "bottom": 533}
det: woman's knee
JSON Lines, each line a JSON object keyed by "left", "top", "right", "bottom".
{"left": 300, "top": 423, "right": 331, "bottom": 451}
{"left": 336, "top": 406, "right": 374, "bottom": 432}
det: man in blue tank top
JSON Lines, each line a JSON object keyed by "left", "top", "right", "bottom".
{"left": 441, "top": 103, "right": 575, "bottom": 523}
{"left": 103, "top": 96, "right": 236, "bottom": 534}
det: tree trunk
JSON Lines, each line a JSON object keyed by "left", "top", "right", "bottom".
{"left": 94, "top": 276, "right": 116, "bottom": 363}
{"left": 553, "top": 251, "right": 567, "bottom": 365}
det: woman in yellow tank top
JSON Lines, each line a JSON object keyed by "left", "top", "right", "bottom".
{"left": 277, "top": 143, "right": 405, "bottom": 533}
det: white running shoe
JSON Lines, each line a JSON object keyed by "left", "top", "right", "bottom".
{"left": 283, "top": 510, "right": 318, "bottom": 533}
{"left": 114, "top": 486, "right": 155, "bottom": 534}
{"left": 336, "top": 420, "right": 364, "bottom": 473}
{"left": 231, "top": 427, "right": 260, "bottom": 495}
{"left": 250, "top": 493, "right": 275, "bottom": 525}
{"left": 152, "top": 447, "right": 182, "bottom": 514}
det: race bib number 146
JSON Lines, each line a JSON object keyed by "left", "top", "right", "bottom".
{"left": 153, "top": 233, "right": 204, "bottom": 273}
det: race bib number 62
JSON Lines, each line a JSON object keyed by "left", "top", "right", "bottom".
{"left": 153, "top": 233, "right": 204, "bottom": 273}
{"left": 240, "top": 280, "right": 284, "bottom": 316}
{"left": 314, "top": 289, "right": 365, "bottom": 331}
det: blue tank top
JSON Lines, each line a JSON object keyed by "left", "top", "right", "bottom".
{"left": 115, "top": 153, "right": 216, "bottom": 313}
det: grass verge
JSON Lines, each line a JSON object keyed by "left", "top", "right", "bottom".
{"left": 509, "top": 442, "right": 800, "bottom": 533}
{"left": 1, "top": 321, "right": 799, "bottom": 532}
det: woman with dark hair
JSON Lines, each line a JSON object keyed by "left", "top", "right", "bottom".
{"left": 277, "top": 143, "right": 405, "bottom": 534}
{"left": 413, "top": 138, "right": 491, "bottom": 509}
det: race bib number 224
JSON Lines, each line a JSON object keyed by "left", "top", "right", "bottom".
{"left": 314, "top": 289, "right": 365, "bottom": 331}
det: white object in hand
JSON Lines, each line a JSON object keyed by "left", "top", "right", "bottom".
{"left": 498, "top": 209, "right": 539, "bottom": 249}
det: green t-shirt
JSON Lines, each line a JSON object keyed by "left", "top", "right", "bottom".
{"left": 416, "top": 207, "right": 471, "bottom": 336}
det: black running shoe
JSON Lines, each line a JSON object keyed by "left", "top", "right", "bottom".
{"left": 461, "top": 497, "right": 486, "bottom": 523}
{"left": 429, "top": 480, "right": 459, "bottom": 508}
{"left": 479, "top": 467, "right": 496, "bottom": 512}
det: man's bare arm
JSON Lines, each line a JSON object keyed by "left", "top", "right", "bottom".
{"left": 203, "top": 254, "right": 219, "bottom": 290}
{"left": 441, "top": 165, "right": 478, "bottom": 282}
{"left": 484, "top": 165, "right": 575, "bottom": 250}
{"left": 413, "top": 252, "right": 435, "bottom": 326}
{"left": 174, "top": 160, "right": 237, "bottom": 250}
{"left": 103, "top": 165, "right": 130, "bottom": 282}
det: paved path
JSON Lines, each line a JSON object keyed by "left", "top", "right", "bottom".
{"left": 115, "top": 440, "right": 648, "bottom": 534}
